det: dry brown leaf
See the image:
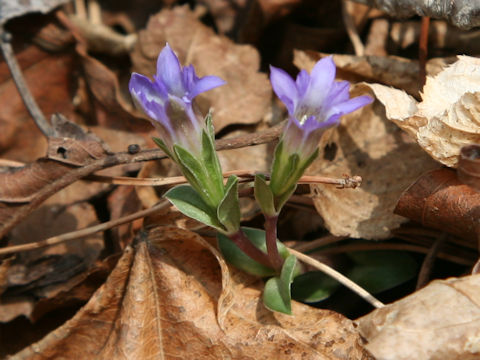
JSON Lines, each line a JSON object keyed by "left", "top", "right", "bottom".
{"left": 0, "top": 115, "right": 111, "bottom": 237}
{"left": 12, "top": 226, "right": 372, "bottom": 359}
{"left": 357, "top": 274, "right": 480, "bottom": 360}
{"left": 367, "top": 55, "right": 480, "bottom": 167}
{"left": 0, "top": 45, "right": 76, "bottom": 162}
{"left": 0, "top": 200, "right": 103, "bottom": 323}
{"left": 130, "top": 5, "right": 271, "bottom": 132}
{"left": 305, "top": 83, "right": 439, "bottom": 239}
{"left": 394, "top": 168, "right": 480, "bottom": 248}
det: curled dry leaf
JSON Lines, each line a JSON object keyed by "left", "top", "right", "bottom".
{"left": 305, "top": 84, "right": 439, "bottom": 239}
{"left": 12, "top": 226, "right": 372, "bottom": 359}
{"left": 367, "top": 55, "right": 480, "bottom": 167}
{"left": 395, "top": 168, "right": 480, "bottom": 248}
{"left": 356, "top": 274, "right": 480, "bottom": 360}
{"left": 130, "top": 5, "right": 271, "bottom": 132}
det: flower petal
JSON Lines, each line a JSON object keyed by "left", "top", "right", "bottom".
{"left": 326, "top": 80, "right": 350, "bottom": 105}
{"left": 337, "top": 95, "right": 373, "bottom": 114}
{"left": 295, "top": 70, "right": 310, "bottom": 97}
{"left": 270, "top": 65, "right": 298, "bottom": 115}
{"left": 301, "top": 57, "right": 336, "bottom": 108}
{"left": 188, "top": 75, "right": 226, "bottom": 100}
{"left": 129, "top": 73, "right": 162, "bottom": 103}
{"left": 324, "top": 95, "right": 373, "bottom": 121}
{"left": 157, "top": 43, "right": 185, "bottom": 96}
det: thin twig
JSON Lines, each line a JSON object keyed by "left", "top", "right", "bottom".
{"left": 0, "top": 27, "right": 52, "bottom": 137}
{"left": 87, "top": 171, "right": 362, "bottom": 188}
{"left": 0, "top": 200, "right": 170, "bottom": 256}
{"left": 341, "top": 0, "right": 365, "bottom": 56}
{"left": 419, "top": 16, "right": 430, "bottom": 87}
{"left": 416, "top": 233, "right": 447, "bottom": 289}
{"left": 288, "top": 247, "right": 385, "bottom": 308}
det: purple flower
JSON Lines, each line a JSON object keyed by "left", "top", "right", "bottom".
{"left": 270, "top": 57, "right": 373, "bottom": 158}
{"left": 129, "top": 43, "right": 225, "bottom": 155}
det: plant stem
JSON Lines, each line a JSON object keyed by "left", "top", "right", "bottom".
{"left": 229, "top": 230, "right": 272, "bottom": 269}
{"left": 264, "top": 215, "right": 284, "bottom": 271}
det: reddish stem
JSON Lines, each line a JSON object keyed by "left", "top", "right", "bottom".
{"left": 264, "top": 215, "right": 284, "bottom": 272}
{"left": 229, "top": 230, "right": 272, "bottom": 268}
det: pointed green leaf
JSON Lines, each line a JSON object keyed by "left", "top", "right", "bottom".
{"left": 347, "top": 250, "right": 417, "bottom": 294}
{"left": 291, "top": 271, "right": 340, "bottom": 303}
{"left": 201, "top": 128, "right": 224, "bottom": 203}
{"left": 217, "top": 175, "right": 240, "bottom": 233}
{"left": 152, "top": 137, "right": 173, "bottom": 158}
{"left": 254, "top": 174, "right": 277, "bottom": 216}
{"left": 263, "top": 254, "right": 297, "bottom": 314}
{"left": 217, "top": 227, "right": 290, "bottom": 277}
{"left": 165, "top": 184, "right": 223, "bottom": 231}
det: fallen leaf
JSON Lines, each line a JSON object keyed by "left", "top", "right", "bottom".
{"left": 306, "top": 84, "right": 439, "bottom": 239}
{"left": 0, "top": 115, "right": 110, "bottom": 238}
{"left": 367, "top": 55, "right": 480, "bottom": 167}
{"left": 130, "top": 5, "right": 272, "bottom": 132}
{"left": 394, "top": 168, "right": 480, "bottom": 248}
{"left": 0, "top": 199, "right": 103, "bottom": 322}
{"left": 0, "top": 45, "right": 76, "bottom": 162}
{"left": 356, "top": 274, "right": 480, "bottom": 360}
{"left": 12, "top": 226, "right": 372, "bottom": 359}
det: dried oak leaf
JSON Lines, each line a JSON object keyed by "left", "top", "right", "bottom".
{"left": 367, "top": 55, "right": 480, "bottom": 167}
{"left": 304, "top": 83, "right": 439, "bottom": 239}
{"left": 356, "top": 274, "right": 480, "bottom": 360}
{"left": 0, "top": 115, "right": 110, "bottom": 238}
{"left": 12, "top": 226, "right": 372, "bottom": 360}
{"left": 0, "top": 45, "right": 76, "bottom": 162}
{"left": 394, "top": 168, "right": 480, "bottom": 247}
{"left": 130, "top": 5, "right": 271, "bottom": 132}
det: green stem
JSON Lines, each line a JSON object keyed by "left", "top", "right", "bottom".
{"left": 265, "top": 215, "right": 284, "bottom": 272}
{"left": 229, "top": 230, "right": 272, "bottom": 269}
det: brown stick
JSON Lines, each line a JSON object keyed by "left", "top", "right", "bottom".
{"left": 419, "top": 16, "right": 430, "bottom": 88}
{"left": 0, "top": 200, "right": 170, "bottom": 256}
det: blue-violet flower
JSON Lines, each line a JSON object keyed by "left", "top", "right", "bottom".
{"left": 129, "top": 43, "right": 225, "bottom": 156}
{"left": 270, "top": 57, "right": 373, "bottom": 159}
{"left": 268, "top": 57, "right": 373, "bottom": 203}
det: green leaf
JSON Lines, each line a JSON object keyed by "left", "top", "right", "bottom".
{"left": 217, "top": 227, "right": 290, "bottom": 277}
{"left": 201, "top": 129, "right": 224, "bottom": 204}
{"left": 217, "top": 175, "right": 240, "bottom": 234}
{"left": 263, "top": 254, "right": 297, "bottom": 314}
{"left": 152, "top": 137, "right": 173, "bottom": 158}
{"left": 254, "top": 174, "right": 277, "bottom": 216}
{"left": 165, "top": 185, "right": 223, "bottom": 231}
{"left": 205, "top": 111, "right": 215, "bottom": 141}
{"left": 291, "top": 271, "right": 340, "bottom": 303}
{"left": 347, "top": 250, "right": 418, "bottom": 294}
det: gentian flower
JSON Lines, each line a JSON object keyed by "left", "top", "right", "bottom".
{"left": 270, "top": 57, "right": 373, "bottom": 159}
{"left": 268, "top": 57, "right": 373, "bottom": 205}
{"left": 129, "top": 43, "right": 225, "bottom": 156}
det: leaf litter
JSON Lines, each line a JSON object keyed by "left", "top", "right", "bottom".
{"left": 0, "top": 0, "right": 479, "bottom": 359}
